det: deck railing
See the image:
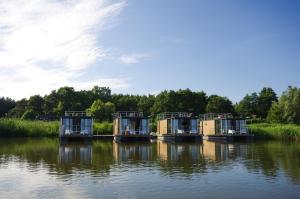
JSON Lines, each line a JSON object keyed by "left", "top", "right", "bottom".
{"left": 65, "top": 111, "right": 91, "bottom": 117}
{"left": 113, "top": 111, "right": 144, "bottom": 118}
{"left": 157, "top": 112, "right": 194, "bottom": 120}
{"left": 60, "top": 125, "right": 92, "bottom": 136}
{"left": 198, "top": 113, "right": 233, "bottom": 121}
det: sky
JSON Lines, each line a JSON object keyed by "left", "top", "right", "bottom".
{"left": 0, "top": 0, "right": 299, "bottom": 102}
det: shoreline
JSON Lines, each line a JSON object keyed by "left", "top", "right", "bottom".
{"left": 1, "top": 119, "right": 300, "bottom": 141}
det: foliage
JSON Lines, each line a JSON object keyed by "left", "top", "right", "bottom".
{"left": 93, "top": 121, "right": 113, "bottom": 135}
{"left": 21, "top": 109, "right": 37, "bottom": 120}
{"left": 1, "top": 85, "right": 299, "bottom": 127}
{"left": 28, "top": 95, "right": 44, "bottom": 114}
{"left": 0, "top": 97, "right": 15, "bottom": 117}
{"left": 87, "top": 100, "right": 116, "bottom": 122}
{"left": 236, "top": 87, "right": 277, "bottom": 119}
{"left": 267, "top": 86, "right": 300, "bottom": 124}
{"left": 248, "top": 123, "right": 300, "bottom": 140}
{"left": 151, "top": 89, "right": 207, "bottom": 115}
{"left": 206, "top": 95, "right": 234, "bottom": 113}
{"left": 7, "top": 98, "right": 28, "bottom": 118}
{"left": 257, "top": 88, "right": 277, "bottom": 118}
{"left": 0, "top": 119, "right": 59, "bottom": 137}
{"left": 235, "top": 93, "right": 259, "bottom": 117}
{"left": 112, "top": 94, "right": 140, "bottom": 111}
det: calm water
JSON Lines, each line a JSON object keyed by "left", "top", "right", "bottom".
{"left": 0, "top": 139, "right": 299, "bottom": 199}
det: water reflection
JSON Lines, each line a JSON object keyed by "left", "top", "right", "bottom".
{"left": 0, "top": 138, "right": 299, "bottom": 185}
{"left": 113, "top": 142, "right": 153, "bottom": 162}
{"left": 157, "top": 141, "right": 203, "bottom": 162}
{"left": 157, "top": 141, "right": 206, "bottom": 175}
{"left": 58, "top": 143, "right": 92, "bottom": 165}
{"left": 202, "top": 140, "right": 250, "bottom": 163}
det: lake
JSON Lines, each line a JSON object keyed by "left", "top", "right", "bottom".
{"left": 0, "top": 139, "right": 299, "bottom": 199}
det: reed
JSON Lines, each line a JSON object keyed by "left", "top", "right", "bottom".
{"left": 248, "top": 123, "right": 300, "bottom": 140}
{"left": 0, "top": 118, "right": 114, "bottom": 137}
{"left": 0, "top": 118, "right": 59, "bottom": 137}
{"left": 93, "top": 121, "right": 113, "bottom": 135}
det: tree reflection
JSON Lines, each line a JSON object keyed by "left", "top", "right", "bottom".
{"left": 0, "top": 138, "right": 299, "bottom": 184}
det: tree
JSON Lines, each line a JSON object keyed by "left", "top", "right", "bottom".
{"left": 7, "top": 98, "right": 28, "bottom": 118}
{"left": 54, "top": 87, "right": 76, "bottom": 115}
{"left": 111, "top": 94, "right": 139, "bottom": 111}
{"left": 257, "top": 87, "right": 277, "bottom": 118}
{"left": 138, "top": 95, "right": 155, "bottom": 116}
{"left": 21, "top": 109, "right": 37, "bottom": 120}
{"left": 206, "top": 95, "right": 234, "bottom": 113}
{"left": 267, "top": 86, "right": 300, "bottom": 124}
{"left": 91, "top": 86, "right": 111, "bottom": 102}
{"left": 235, "top": 93, "right": 259, "bottom": 117}
{"left": 151, "top": 89, "right": 207, "bottom": 115}
{"left": 28, "top": 95, "right": 44, "bottom": 115}
{"left": 266, "top": 102, "right": 284, "bottom": 123}
{"left": 87, "top": 100, "right": 116, "bottom": 122}
{"left": 0, "top": 97, "right": 16, "bottom": 117}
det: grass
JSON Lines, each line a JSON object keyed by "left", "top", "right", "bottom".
{"left": 2, "top": 118, "right": 299, "bottom": 140}
{"left": 248, "top": 123, "right": 300, "bottom": 140}
{"left": 0, "top": 118, "right": 59, "bottom": 137}
{"left": 0, "top": 118, "right": 113, "bottom": 137}
{"left": 93, "top": 121, "right": 113, "bottom": 135}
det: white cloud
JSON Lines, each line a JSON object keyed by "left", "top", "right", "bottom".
{"left": 0, "top": 0, "right": 128, "bottom": 99}
{"left": 119, "top": 53, "right": 151, "bottom": 64}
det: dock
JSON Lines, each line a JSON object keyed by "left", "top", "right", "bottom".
{"left": 203, "top": 134, "right": 254, "bottom": 141}
{"left": 114, "top": 135, "right": 151, "bottom": 142}
{"left": 93, "top": 135, "right": 114, "bottom": 140}
{"left": 157, "top": 134, "right": 202, "bottom": 142}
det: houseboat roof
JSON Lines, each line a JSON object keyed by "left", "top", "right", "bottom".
{"left": 198, "top": 113, "right": 235, "bottom": 121}
{"left": 63, "top": 111, "right": 91, "bottom": 117}
{"left": 113, "top": 111, "right": 147, "bottom": 119}
{"left": 157, "top": 112, "right": 195, "bottom": 120}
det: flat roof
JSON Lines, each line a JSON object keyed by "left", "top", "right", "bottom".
{"left": 113, "top": 111, "right": 147, "bottom": 119}
{"left": 198, "top": 113, "right": 245, "bottom": 121}
{"left": 157, "top": 112, "right": 196, "bottom": 120}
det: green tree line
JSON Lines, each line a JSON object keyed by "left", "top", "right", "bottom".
{"left": 1, "top": 86, "right": 300, "bottom": 124}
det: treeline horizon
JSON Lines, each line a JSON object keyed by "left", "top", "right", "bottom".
{"left": 1, "top": 86, "right": 300, "bottom": 124}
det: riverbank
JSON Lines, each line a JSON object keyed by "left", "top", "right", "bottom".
{"left": 0, "top": 119, "right": 113, "bottom": 137}
{"left": 1, "top": 119, "right": 300, "bottom": 140}
{"left": 248, "top": 123, "right": 300, "bottom": 140}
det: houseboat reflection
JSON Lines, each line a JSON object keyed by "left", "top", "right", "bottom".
{"left": 58, "top": 143, "right": 92, "bottom": 165}
{"left": 113, "top": 142, "right": 152, "bottom": 162}
{"left": 157, "top": 141, "right": 203, "bottom": 162}
{"left": 202, "top": 140, "right": 249, "bottom": 162}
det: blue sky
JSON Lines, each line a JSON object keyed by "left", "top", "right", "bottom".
{"left": 0, "top": 0, "right": 299, "bottom": 102}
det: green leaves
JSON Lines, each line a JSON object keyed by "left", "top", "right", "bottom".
{"left": 87, "top": 99, "right": 116, "bottom": 122}
{"left": 267, "top": 86, "right": 300, "bottom": 124}
{"left": 206, "top": 95, "right": 234, "bottom": 113}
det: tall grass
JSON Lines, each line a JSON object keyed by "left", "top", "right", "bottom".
{"left": 248, "top": 123, "right": 300, "bottom": 140}
{"left": 93, "top": 121, "right": 113, "bottom": 135}
{"left": 0, "top": 118, "right": 59, "bottom": 137}
{"left": 0, "top": 118, "right": 114, "bottom": 137}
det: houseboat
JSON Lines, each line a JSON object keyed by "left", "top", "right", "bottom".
{"left": 59, "top": 111, "right": 93, "bottom": 142}
{"left": 113, "top": 111, "right": 150, "bottom": 142}
{"left": 199, "top": 113, "right": 254, "bottom": 141}
{"left": 156, "top": 112, "right": 202, "bottom": 142}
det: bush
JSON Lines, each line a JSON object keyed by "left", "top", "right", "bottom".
{"left": 21, "top": 110, "right": 37, "bottom": 120}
